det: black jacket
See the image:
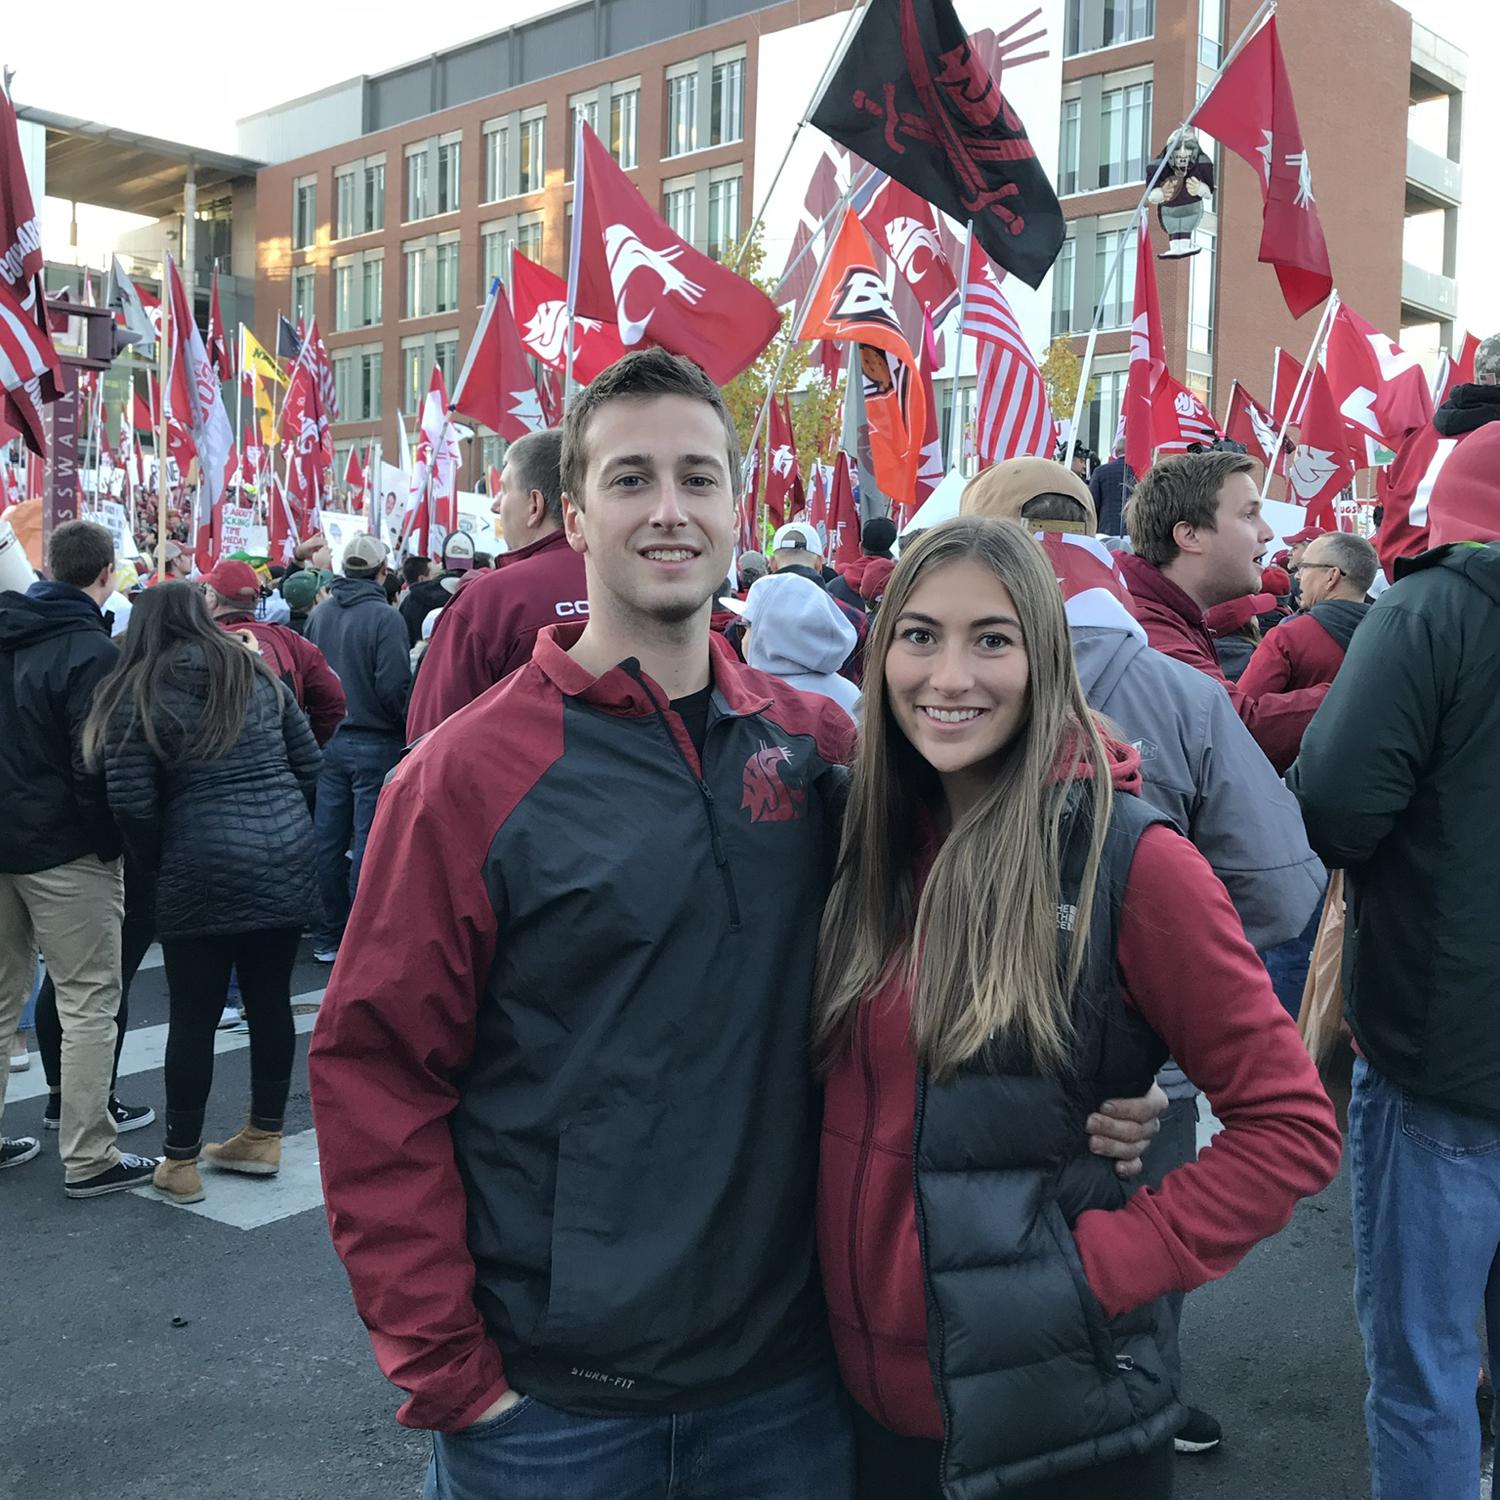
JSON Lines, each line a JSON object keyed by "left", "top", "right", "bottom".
{"left": 101, "top": 643, "right": 322, "bottom": 939}
{"left": 1088, "top": 458, "right": 1136, "bottom": 536}
{"left": 1290, "top": 542, "right": 1500, "bottom": 1118}
{"left": 917, "top": 791, "right": 1182, "bottom": 1495}
{"left": 399, "top": 572, "right": 460, "bottom": 647}
{"left": 0, "top": 581, "right": 122, "bottom": 874}
{"left": 307, "top": 576, "right": 411, "bottom": 735}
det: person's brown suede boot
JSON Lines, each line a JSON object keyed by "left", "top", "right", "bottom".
{"left": 202, "top": 1125, "right": 281, "bottom": 1177}
{"left": 153, "top": 1157, "right": 204, "bottom": 1204}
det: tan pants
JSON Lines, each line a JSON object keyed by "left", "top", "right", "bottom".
{"left": 0, "top": 856, "right": 124, "bottom": 1181}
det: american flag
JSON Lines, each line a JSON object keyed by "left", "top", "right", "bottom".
{"left": 961, "top": 240, "right": 1056, "bottom": 466}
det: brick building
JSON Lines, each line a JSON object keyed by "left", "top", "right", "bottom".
{"left": 245, "top": 0, "right": 1463, "bottom": 487}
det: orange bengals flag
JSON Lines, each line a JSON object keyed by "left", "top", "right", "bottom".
{"left": 800, "top": 209, "right": 927, "bottom": 512}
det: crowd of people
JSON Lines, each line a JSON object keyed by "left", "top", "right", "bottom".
{"left": 1, "top": 337, "right": 1497, "bottom": 1499}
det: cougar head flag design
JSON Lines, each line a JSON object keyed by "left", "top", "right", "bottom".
{"left": 604, "top": 224, "right": 705, "bottom": 346}
{"left": 507, "top": 387, "right": 546, "bottom": 433}
{"left": 523, "top": 301, "right": 603, "bottom": 366}
{"left": 771, "top": 443, "right": 795, "bottom": 479}
{"left": 884, "top": 216, "right": 945, "bottom": 283}
{"left": 1287, "top": 445, "right": 1339, "bottom": 503}
{"left": 741, "top": 745, "right": 806, "bottom": 825}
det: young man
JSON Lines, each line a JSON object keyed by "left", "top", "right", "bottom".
{"left": 1290, "top": 420, "right": 1500, "bottom": 1500}
{"left": 1239, "top": 530, "right": 1377, "bottom": 696}
{"left": 0, "top": 522, "right": 158, "bottom": 1195}
{"left": 1122, "top": 452, "right": 1328, "bottom": 773}
{"left": 1088, "top": 439, "right": 1136, "bottom": 537}
{"left": 309, "top": 352, "right": 1163, "bottom": 1499}
{"left": 305, "top": 535, "right": 410, "bottom": 963}
{"left": 405, "top": 429, "right": 588, "bottom": 739}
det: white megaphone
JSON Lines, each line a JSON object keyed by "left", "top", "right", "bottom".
{"left": 0, "top": 520, "right": 36, "bottom": 593}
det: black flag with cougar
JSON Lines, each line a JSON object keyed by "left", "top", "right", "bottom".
{"left": 811, "top": 0, "right": 1065, "bottom": 289}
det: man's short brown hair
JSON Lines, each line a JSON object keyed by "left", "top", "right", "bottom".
{"left": 47, "top": 520, "right": 115, "bottom": 589}
{"left": 1126, "top": 451, "right": 1257, "bottom": 567}
{"left": 560, "top": 349, "right": 741, "bottom": 512}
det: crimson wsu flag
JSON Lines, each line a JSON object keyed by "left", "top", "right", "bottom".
{"left": 1285, "top": 365, "right": 1358, "bottom": 526}
{"left": 811, "top": 0, "right": 1065, "bottom": 289}
{"left": 206, "top": 264, "right": 232, "bottom": 381}
{"left": 571, "top": 124, "right": 779, "bottom": 384}
{"left": 1121, "top": 215, "right": 1166, "bottom": 477}
{"left": 1193, "top": 15, "right": 1332, "bottom": 318}
{"left": 451, "top": 277, "right": 548, "bottom": 442}
{"left": 1151, "top": 376, "right": 1224, "bottom": 456}
{"left": 511, "top": 251, "right": 627, "bottom": 384}
{"left": 859, "top": 176, "right": 960, "bottom": 323}
{"left": 1323, "top": 302, "right": 1433, "bottom": 448}
{"left": 1224, "top": 380, "right": 1289, "bottom": 473}
{"left": 763, "top": 396, "right": 804, "bottom": 532}
{"left": 826, "top": 452, "right": 862, "bottom": 569}
{"left": 1435, "top": 331, "right": 1480, "bottom": 405}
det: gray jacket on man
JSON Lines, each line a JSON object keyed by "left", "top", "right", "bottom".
{"left": 1072, "top": 625, "right": 1326, "bottom": 1098}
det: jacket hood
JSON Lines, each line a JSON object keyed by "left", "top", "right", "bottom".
{"left": 1055, "top": 729, "right": 1142, "bottom": 797}
{"left": 1427, "top": 419, "right": 1500, "bottom": 547}
{"left": 1400, "top": 540, "right": 1500, "bottom": 608}
{"left": 744, "top": 572, "right": 858, "bottom": 677}
{"left": 0, "top": 581, "right": 107, "bottom": 653}
{"left": 840, "top": 555, "right": 895, "bottom": 601}
{"left": 1433, "top": 383, "right": 1500, "bottom": 440}
{"left": 328, "top": 576, "right": 389, "bottom": 610}
{"left": 1308, "top": 598, "right": 1369, "bottom": 652}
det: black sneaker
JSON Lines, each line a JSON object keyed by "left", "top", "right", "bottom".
{"left": 1174, "top": 1406, "right": 1223, "bottom": 1454}
{"left": 42, "top": 1094, "right": 59, "bottom": 1131}
{"left": 64, "top": 1153, "right": 160, "bottom": 1199}
{"left": 109, "top": 1098, "right": 156, "bottom": 1133}
{"left": 1, "top": 1136, "right": 40, "bottom": 1169}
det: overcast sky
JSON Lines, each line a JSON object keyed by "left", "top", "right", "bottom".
{"left": 5, "top": 0, "right": 1495, "bottom": 335}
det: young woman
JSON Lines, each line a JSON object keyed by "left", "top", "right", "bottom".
{"left": 82, "top": 583, "right": 322, "bottom": 1205}
{"left": 814, "top": 517, "right": 1341, "bottom": 1500}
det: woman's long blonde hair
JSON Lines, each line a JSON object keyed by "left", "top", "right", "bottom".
{"left": 812, "top": 517, "right": 1114, "bottom": 1080}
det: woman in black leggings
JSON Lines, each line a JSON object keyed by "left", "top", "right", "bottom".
{"left": 82, "top": 583, "right": 321, "bottom": 1205}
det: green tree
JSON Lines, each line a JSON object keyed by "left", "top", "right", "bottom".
{"left": 1040, "top": 337, "right": 1096, "bottom": 426}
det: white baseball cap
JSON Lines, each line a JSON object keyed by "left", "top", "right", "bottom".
{"left": 770, "top": 522, "right": 822, "bottom": 556}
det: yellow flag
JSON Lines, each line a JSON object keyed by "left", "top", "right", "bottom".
{"left": 253, "top": 374, "right": 277, "bottom": 446}
{"left": 242, "top": 326, "right": 286, "bottom": 387}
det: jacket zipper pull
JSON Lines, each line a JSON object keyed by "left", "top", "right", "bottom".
{"left": 1115, "top": 1354, "right": 1160, "bottom": 1383}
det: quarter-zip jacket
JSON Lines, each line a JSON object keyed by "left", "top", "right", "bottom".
{"left": 310, "top": 624, "right": 856, "bottom": 1431}
{"left": 1237, "top": 601, "right": 1368, "bottom": 696}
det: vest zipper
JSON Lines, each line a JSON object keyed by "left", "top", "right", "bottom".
{"left": 911, "top": 1070, "right": 955, "bottom": 1484}
{"left": 623, "top": 662, "right": 743, "bottom": 933}
{"left": 847, "top": 1001, "right": 893, "bottom": 1428}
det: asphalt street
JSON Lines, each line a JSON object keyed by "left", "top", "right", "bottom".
{"left": 0, "top": 950, "right": 1434, "bottom": 1500}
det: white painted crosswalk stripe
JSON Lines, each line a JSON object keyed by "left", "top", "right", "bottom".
{"left": 6, "top": 988, "right": 326, "bottom": 1103}
{"left": 130, "top": 1128, "right": 326, "bottom": 1230}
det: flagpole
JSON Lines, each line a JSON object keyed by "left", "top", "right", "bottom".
{"left": 946, "top": 224, "right": 975, "bottom": 473}
{"left": 731, "top": 0, "right": 870, "bottom": 274}
{"left": 1064, "top": 0, "right": 1279, "bottom": 468}
{"left": 564, "top": 113, "right": 587, "bottom": 410}
{"left": 1258, "top": 288, "right": 1339, "bottom": 505}
{"left": 234, "top": 323, "right": 244, "bottom": 504}
{"left": 156, "top": 259, "right": 172, "bottom": 582}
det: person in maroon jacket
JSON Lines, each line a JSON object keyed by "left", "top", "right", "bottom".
{"left": 1239, "top": 530, "right": 1376, "bottom": 696}
{"left": 309, "top": 353, "right": 1165, "bottom": 1500}
{"left": 1120, "top": 451, "right": 1328, "bottom": 773}
{"left": 200, "top": 559, "right": 346, "bottom": 745}
{"left": 814, "top": 516, "right": 1341, "bottom": 1500}
{"left": 405, "top": 429, "right": 588, "bottom": 739}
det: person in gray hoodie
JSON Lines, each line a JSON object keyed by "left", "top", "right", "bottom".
{"left": 727, "top": 572, "right": 861, "bottom": 724}
{"left": 961, "top": 458, "right": 1326, "bottom": 1455}
{"left": 306, "top": 534, "right": 412, "bottom": 962}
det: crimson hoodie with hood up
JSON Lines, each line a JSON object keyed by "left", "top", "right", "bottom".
{"left": 818, "top": 738, "right": 1341, "bottom": 1440}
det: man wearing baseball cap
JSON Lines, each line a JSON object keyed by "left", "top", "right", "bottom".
{"left": 767, "top": 522, "right": 867, "bottom": 673}
{"left": 306, "top": 534, "right": 411, "bottom": 963}
{"left": 201, "top": 558, "right": 345, "bottom": 746}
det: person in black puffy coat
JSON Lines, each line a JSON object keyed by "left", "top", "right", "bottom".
{"left": 82, "top": 583, "right": 322, "bottom": 1207}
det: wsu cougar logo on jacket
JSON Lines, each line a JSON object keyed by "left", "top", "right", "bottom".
{"left": 741, "top": 744, "right": 807, "bottom": 825}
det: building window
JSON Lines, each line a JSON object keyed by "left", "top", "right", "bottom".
{"left": 1198, "top": 0, "right": 1223, "bottom": 67}
{"left": 1058, "top": 98, "right": 1082, "bottom": 197}
{"left": 364, "top": 161, "right": 386, "bottom": 232}
{"left": 362, "top": 256, "right": 383, "bottom": 327}
{"left": 707, "top": 172, "right": 741, "bottom": 261}
{"left": 435, "top": 241, "right": 460, "bottom": 313}
{"left": 406, "top": 150, "right": 429, "bottom": 222}
{"left": 1098, "top": 81, "right": 1153, "bottom": 189}
{"left": 518, "top": 115, "right": 545, "bottom": 196}
{"left": 666, "top": 72, "right": 698, "bottom": 158}
{"left": 1188, "top": 229, "right": 1216, "bottom": 355}
{"left": 1051, "top": 238, "right": 1076, "bottom": 338}
{"left": 333, "top": 353, "right": 353, "bottom": 418}
{"left": 291, "top": 265, "right": 316, "bottom": 326}
{"left": 335, "top": 171, "right": 356, "bottom": 240}
{"left": 484, "top": 125, "right": 509, "bottom": 202}
{"left": 711, "top": 56, "right": 745, "bottom": 146}
{"left": 482, "top": 227, "right": 508, "bottom": 294}
{"left": 1186, "top": 370, "right": 1213, "bottom": 424}
{"left": 360, "top": 350, "right": 382, "bottom": 421}
{"left": 517, "top": 215, "right": 543, "bottom": 264}
{"left": 1087, "top": 368, "right": 1128, "bottom": 453}
{"left": 1064, "top": 0, "right": 1155, "bottom": 56}
{"left": 480, "top": 433, "right": 507, "bottom": 479}
{"left": 1094, "top": 226, "right": 1138, "bottom": 329}
{"left": 437, "top": 139, "right": 461, "bottom": 215}
{"left": 404, "top": 244, "right": 428, "bottom": 319}
{"left": 404, "top": 344, "right": 427, "bottom": 414}
{"left": 664, "top": 182, "right": 695, "bottom": 243}
{"left": 435, "top": 333, "right": 459, "bottom": 393}
{"left": 568, "top": 97, "right": 598, "bottom": 181}
{"left": 293, "top": 178, "right": 317, "bottom": 250}
{"left": 334, "top": 259, "right": 356, "bottom": 332}
{"left": 611, "top": 88, "right": 640, "bottom": 169}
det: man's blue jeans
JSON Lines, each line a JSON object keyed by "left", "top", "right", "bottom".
{"left": 312, "top": 729, "right": 402, "bottom": 950}
{"left": 1349, "top": 1057, "right": 1500, "bottom": 1498}
{"left": 422, "top": 1364, "right": 853, "bottom": 1500}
